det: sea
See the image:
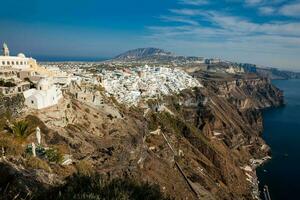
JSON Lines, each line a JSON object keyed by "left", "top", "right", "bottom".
{"left": 257, "top": 79, "right": 300, "bottom": 200}
{"left": 35, "top": 56, "right": 109, "bottom": 62}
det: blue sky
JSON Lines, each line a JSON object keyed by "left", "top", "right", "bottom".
{"left": 0, "top": 0, "right": 300, "bottom": 69}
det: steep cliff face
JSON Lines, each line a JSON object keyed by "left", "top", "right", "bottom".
{"left": 139, "top": 73, "right": 283, "bottom": 199}
{"left": 142, "top": 77, "right": 282, "bottom": 199}
{"left": 0, "top": 74, "right": 283, "bottom": 200}
{"left": 208, "top": 78, "right": 284, "bottom": 109}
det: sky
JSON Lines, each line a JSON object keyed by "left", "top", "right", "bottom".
{"left": 0, "top": 0, "right": 300, "bottom": 70}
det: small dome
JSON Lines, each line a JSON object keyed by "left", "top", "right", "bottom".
{"left": 37, "top": 78, "right": 51, "bottom": 90}
{"left": 18, "top": 53, "right": 26, "bottom": 58}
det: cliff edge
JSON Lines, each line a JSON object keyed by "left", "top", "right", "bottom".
{"left": 0, "top": 72, "right": 283, "bottom": 200}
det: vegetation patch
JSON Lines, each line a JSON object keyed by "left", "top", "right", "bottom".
{"left": 0, "top": 79, "right": 16, "bottom": 87}
{"left": 5, "top": 120, "right": 31, "bottom": 138}
{"left": 26, "top": 145, "right": 63, "bottom": 164}
{"left": 25, "top": 156, "right": 52, "bottom": 172}
{"left": 75, "top": 160, "right": 94, "bottom": 176}
{"left": 0, "top": 134, "right": 24, "bottom": 156}
{"left": 36, "top": 174, "right": 171, "bottom": 200}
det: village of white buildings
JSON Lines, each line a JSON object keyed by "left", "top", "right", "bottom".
{"left": 0, "top": 43, "right": 204, "bottom": 109}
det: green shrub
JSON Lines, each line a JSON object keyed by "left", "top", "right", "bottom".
{"left": 5, "top": 120, "right": 31, "bottom": 138}
{"left": 44, "top": 148, "right": 63, "bottom": 163}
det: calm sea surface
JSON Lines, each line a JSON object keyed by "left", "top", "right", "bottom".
{"left": 257, "top": 79, "right": 300, "bottom": 200}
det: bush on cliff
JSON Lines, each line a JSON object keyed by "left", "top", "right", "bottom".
{"left": 25, "top": 156, "right": 52, "bottom": 173}
{"left": 5, "top": 120, "right": 31, "bottom": 138}
{"left": 0, "top": 135, "right": 24, "bottom": 156}
{"left": 36, "top": 174, "right": 171, "bottom": 200}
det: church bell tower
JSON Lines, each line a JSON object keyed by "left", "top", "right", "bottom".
{"left": 2, "top": 43, "right": 10, "bottom": 56}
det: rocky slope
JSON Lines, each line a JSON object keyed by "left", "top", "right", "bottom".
{"left": 255, "top": 67, "right": 300, "bottom": 80}
{"left": 239, "top": 63, "right": 300, "bottom": 80}
{"left": 0, "top": 72, "right": 283, "bottom": 200}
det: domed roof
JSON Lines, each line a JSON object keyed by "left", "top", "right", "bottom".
{"left": 3, "top": 43, "right": 8, "bottom": 49}
{"left": 37, "top": 78, "right": 52, "bottom": 90}
{"left": 17, "top": 53, "right": 26, "bottom": 58}
{"left": 38, "top": 78, "right": 49, "bottom": 86}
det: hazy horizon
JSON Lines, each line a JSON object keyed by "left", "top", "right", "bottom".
{"left": 26, "top": 51, "right": 300, "bottom": 72}
{"left": 1, "top": 0, "right": 300, "bottom": 70}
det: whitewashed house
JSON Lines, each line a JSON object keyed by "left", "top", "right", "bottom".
{"left": 23, "top": 78, "right": 63, "bottom": 109}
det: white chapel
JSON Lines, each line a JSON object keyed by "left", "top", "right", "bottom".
{"left": 23, "top": 78, "right": 63, "bottom": 109}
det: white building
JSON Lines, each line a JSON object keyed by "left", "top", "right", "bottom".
{"left": 23, "top": 78, "right": 63, "bottom": 109}
{"left": 0, "top": 43, "right": 37, "bottom": 70}
{"left": 101, "top": 66, "right": 202, "bottom": 106}
{"left": 205, "top": 58, "right": 221, "bottom": 64}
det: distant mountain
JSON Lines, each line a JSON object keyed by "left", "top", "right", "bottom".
{"left": 112, "top": 48, "right": 300, "bottom": 80}
{"left": 114, "top": 48, "right": 174, "bottom": 61}
{"left": 111, "top": 47, "right": 205, "bottom": 64}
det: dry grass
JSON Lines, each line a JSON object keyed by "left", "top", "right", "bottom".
{"left": 53, "top": 144, "right": 70, "bottom": 154}
{"left": 75, "top": 159, "right": 94, "bottom": 176}
{"left": 0, "top": 134, "right": 24, "bottom": 156}
{"left": 25, "top": 156, "right": 52, "bottom": 172}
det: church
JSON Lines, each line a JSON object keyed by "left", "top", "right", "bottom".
{"left": 23, "top": 78, "right": 63, "bottom": 110}
{"left": 0, "top": 43, "right": 37, "bottom": 70}
{"left": 0, "top": 42, "right": 63, "bottom": 109}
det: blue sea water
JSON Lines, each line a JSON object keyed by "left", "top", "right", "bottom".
{"left": 257, "top": 79, "right": 300, "bottom": 200}
{"left": 35, "top": 56, "right": 110, "bottom": 62}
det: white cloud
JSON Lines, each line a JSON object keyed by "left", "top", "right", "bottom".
{"left": 259, "top": 7, "right": 276, "bottom": 15}
{"left": 160, "top": 15, "right": 199, "bottom": 26}
{"left": 245, "top": 0, "right": 263, "bottom": 6}
{"left": 178, "top": 0, "right": 209, "bottom": 6}
{"left": 280, "top": 1, "right": 300, "bottom": 17}
{"left": 170, "top": 9, "right": 202, "bottom": 16}
{"left": 245, "top": 0, "right": 288, "bottom": 7}
{"left": 164, "top": 9, "right": 300, "bottom": 37}
{"left": 147, "top": 8, "right": 300, "bottom": 69}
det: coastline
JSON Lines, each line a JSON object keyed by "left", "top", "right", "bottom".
{"left": 251, "top": 90, "right": 286, "bottom": 199}
{"left": 252, "top": 156, "right": 272, "bottom": 199}
{"left": 254, "top": 80, "right": 288, "bottom": 200}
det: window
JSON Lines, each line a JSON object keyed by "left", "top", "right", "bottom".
{"left": 2, "top": 61, "right": 4, "bottom": 65}
{"left": 12, "top": 61, "right": 14, "bottom": 65}
{"left": 7, "top": 61, "right": 10, "bottom": 65}
{"left": 16, "top": 61, "right": 19, "bottom": 65}
{"left": 20, "top": 61, "right": 23, "bottom": 65}
{"left": 31, "top": 100, "right": 34, "bottom": 104}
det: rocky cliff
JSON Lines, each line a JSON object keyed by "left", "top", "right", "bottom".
{"left": 0, "top": 73, "right": 283, "bottom": 200}
{"left": 0, "top": 94, "right": 24, "bottom": 117}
